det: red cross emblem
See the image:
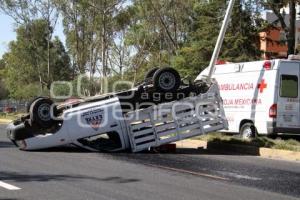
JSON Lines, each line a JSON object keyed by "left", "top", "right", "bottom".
{"left": 257, "top": 79, "right": 267, "bottom": 93}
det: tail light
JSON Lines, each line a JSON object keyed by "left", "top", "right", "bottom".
{"left": 269, "top": 104, "right": 277, "bottom": 118}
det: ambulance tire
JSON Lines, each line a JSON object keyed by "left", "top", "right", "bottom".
{"left": 240, "top": 122, "right": 257, "bottom": 139}
{"left": 153, "top": 67, "right": 181, "bottom": 92}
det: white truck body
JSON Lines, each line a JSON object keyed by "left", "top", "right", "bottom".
{"left": 9, "top": 82, "right": 228, "bottom": 152}
{"left": 196, "top": 57, "right": 300, "bottom": 135}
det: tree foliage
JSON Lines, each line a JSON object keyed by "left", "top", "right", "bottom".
{"left": 0, "top": 59, "right": 8, "bottom": 99}
{"left": 173, "top": 0, "right": 263, "bottom": 78}
{"left": 1, "top": 19, "right": 72, "bottom": 100}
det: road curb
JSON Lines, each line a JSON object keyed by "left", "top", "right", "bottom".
{"left": 176, "top": 139, "right": 300, "bottom": 162}
{"left": 175, "top": 140, "right": 207, "bottom": 149}
{"left": 259, "top": 147, "right": 300, "bottom": 162}
{"left": 0, "top": 118, "right": 12, "bottom": 124}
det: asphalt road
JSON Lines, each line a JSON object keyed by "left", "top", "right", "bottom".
{"left": 0, "top": 124, "right": 299, "bottom": 200}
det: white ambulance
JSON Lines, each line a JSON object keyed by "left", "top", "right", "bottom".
{"left": 197, "top": 55, "right": 300, "bottom": 138}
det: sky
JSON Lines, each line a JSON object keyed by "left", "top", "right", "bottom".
{"left": 0, "top": 13, "right": 65, "bottom": 59}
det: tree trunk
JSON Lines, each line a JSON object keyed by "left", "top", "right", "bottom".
{"left": 288, "top": 0, "right": 296, "bottom": 55}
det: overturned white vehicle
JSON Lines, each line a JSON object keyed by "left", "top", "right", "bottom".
{"left": 7, "top": 0, "right": 237, "bottom": 152}
{"left": 7, "top": 67, "right": 228, "bottom": 152}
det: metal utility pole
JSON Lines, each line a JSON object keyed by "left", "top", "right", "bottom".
{"left": 47, "top": 0, "right": 51, "bottom": 88}
{"left": 207, "top": 0, "right": 235, "bottom": 83}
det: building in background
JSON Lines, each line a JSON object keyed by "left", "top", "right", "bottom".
{"left": 259, "top": 27, "right": 288, "bottom": 59}
{"left": 259, "top": 8, "right": 300, "bottom": 59}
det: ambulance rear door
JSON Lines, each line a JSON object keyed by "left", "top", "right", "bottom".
{"left": 276, "top": 61, "right": 300, "bottom": 132}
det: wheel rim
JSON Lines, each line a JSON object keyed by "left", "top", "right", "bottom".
{"left": 37, "top": 103, "right": 51, "bottom": 121}
{"left": 242, "top": 127, "right": 253, "bottom": 139}
{"left": 158, "top": 72, "right": 176, "bottom": 90}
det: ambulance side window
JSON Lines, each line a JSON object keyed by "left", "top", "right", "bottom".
{"left": 280, "top": 75, "right": 298, "bottom": 98}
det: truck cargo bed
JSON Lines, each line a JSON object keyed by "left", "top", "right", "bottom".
{"left": 125, "top": 83, "right": 228, "bottom": 152}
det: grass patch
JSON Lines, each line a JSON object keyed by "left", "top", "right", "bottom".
{"left": 195, "top": 133, "right": 300, "bottom": 152}
{"left": 0, "top": 112, "right": 25, "bottom": 120}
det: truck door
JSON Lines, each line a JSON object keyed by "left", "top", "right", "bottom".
{"left": 277, "top": 62, "right": 300, "bottom": 131}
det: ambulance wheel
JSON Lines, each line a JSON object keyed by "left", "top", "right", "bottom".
{"left": 153, "top": 67, "right": 181, "bottom": 92}
{"left": 30, "top": 98, "right": 56, "bottom": 129}
{"left": 240, "top": 123, "right": 257, "bottom": 139}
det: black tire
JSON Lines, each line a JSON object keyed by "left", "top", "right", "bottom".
{"left": 239, "top": 122, "right": 257, "bottom": 139}
{"left": 145, "top": 68, "right": 159, "bottom": 80}
{"left": 26, "top": 96, "right": 46, "bottom": 113}
{"left": 29, "top": 98, "right": 56, "bottom": 129}
{"left": 153, "top": 67, "right": 181, "bottom": 92}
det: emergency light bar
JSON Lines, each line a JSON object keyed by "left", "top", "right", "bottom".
{"left": 263, "top": 60, "right": 272, "bottom": 70}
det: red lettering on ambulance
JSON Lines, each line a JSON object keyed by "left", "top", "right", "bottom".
{"left": 224, "top": 98, "right": 262, "bottom": 105}
{"left": 220, "top": 83, "right": 254, "bottom": 91}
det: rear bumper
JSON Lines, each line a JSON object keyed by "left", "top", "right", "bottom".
{"left": 267, "top": 121, "right": 276, "bottom": 134}
{"left": 274, "top": 127, "right": 300, "bottom": 134}
{"left": 267, "top": 121, "right": 300, "bottom": 134}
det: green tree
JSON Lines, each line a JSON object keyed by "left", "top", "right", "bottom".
{"left": 221, "top": 1, "right": 262, "bottom": 62}
{"left": 0, "top": 59, "right": 9, "bottom": 99}
{"left": 124, "top": 0, "right": 195, "bottom": 82}
{"left": 56, "top": 0, "right": 124, "bottom": 94}
{"left": 174, "top": 0, "right": 263, "bottom": 78}
{"left": 1, "top": 19, "right": 72, "bottom": 100}
{"left": 56, "top": 0, "right": 93, "bottom": 74}
{"left": 0, "top": 0, "right": 60, "bottom": 86}
{"left": 173, "top": 0, "right": 224, "bottom": 77}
